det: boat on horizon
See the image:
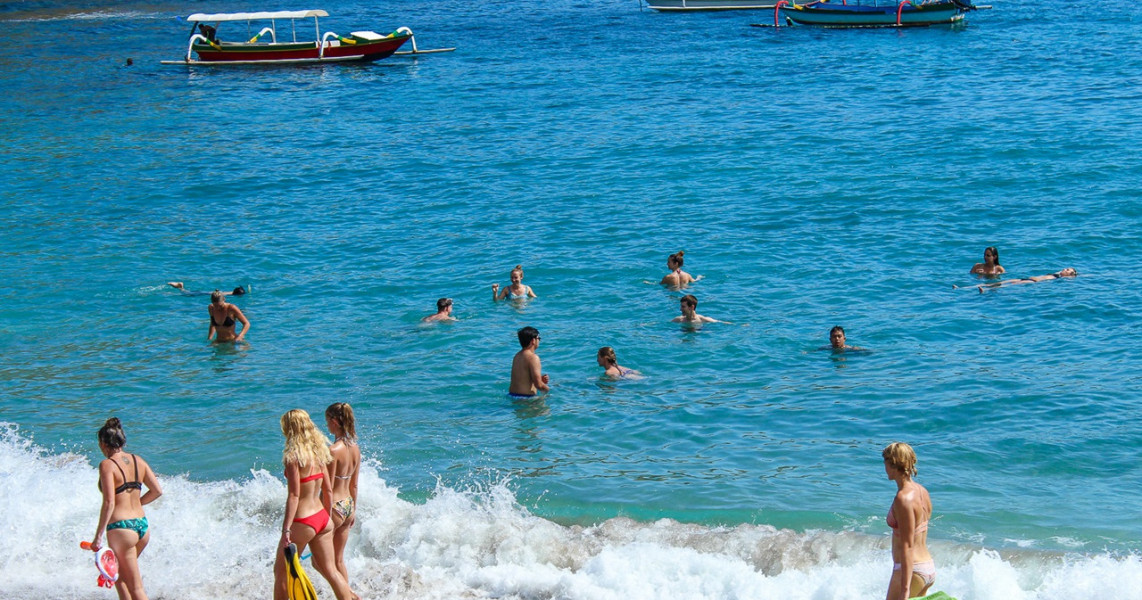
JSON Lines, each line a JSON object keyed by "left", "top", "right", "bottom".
{"left": 644, "top": 0, "right": 777, "bottom": 12}
{"left": 769, "top": 0, "right": 979, "bottom": 28}
{"left": 161, "top": 9, "right": 454, "bottom": 66}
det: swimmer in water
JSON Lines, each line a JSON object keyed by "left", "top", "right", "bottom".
{"left": 493, "top": 265, "right": 537, "bottom": 301}
{"left": 821, "top": 325, "right": 864, "bottom": 352}
{"left": 672, "top": 294, "right": 722, "bottom": 324}
{"left": 208, "top": 290, "right": 250, "bottom": 343}
{"left": 422, "top": 298, "right": 456, "bottom": 322}
{"left": 597, "top": 346, "right": 638, "bottom": 379}
{"left": 509, "top": 326, "right": 549, "bottom": 398}
{"left": 883, "top": 442, "right": 936, "bottom": 600}
{"left": 977, "top": 268, "right": 1077, "bottom": 293}
{"left": 969, "top": 247, "right": 1005, "bottom": 277}
{"left": 168, "top": 282, "right": 247, "bottom": 297}
{"left": 660, "top": 251, "right": 695, "bottom": 288}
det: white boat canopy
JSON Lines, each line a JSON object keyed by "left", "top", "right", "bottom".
{"left": 185, "top": 10, "right": 329, "bottom": 22}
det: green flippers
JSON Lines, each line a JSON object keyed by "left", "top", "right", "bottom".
{"left": 917, "top": 592, "right": 958, "bottom": 600}
{"left": 284, "top": 543, "right": 318, "bottom": 600}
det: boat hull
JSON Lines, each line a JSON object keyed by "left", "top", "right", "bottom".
{"left": 779, "top": 1, "right": 964, "bottom": 26}
{"left": 191, "top": 34, "right": 411, "bottom": 63}
{"left": 646, "top": 0, "right": 776, "bottom": 11}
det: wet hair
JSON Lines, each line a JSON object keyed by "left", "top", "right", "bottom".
{"left": 680, "top": 294, "right": 698, "bottom": 309}
{"left": 511, "top": 265, "right": 524, "bottom": 278}
{"left": 882, "top": 442, "right": 918, "bottom": 478}
{"left": 517, "top": 326, "right": 540, "bottom": 348}
{"left": 325, "top": 402, "right": 357, "bottom": 443}
{"left": 984, "top": 246, "right": 1000, "bottom": 265}
{"left": 597, "top": 346, "right": 617, "bottom": 367}
{"left": 830, "top": 325, "right": 845, "bottom": 337}
{"left": 280, "top": 409, "right": 332, "bottom": 468}
{"left": 232, "top": 286, "right": 247, "bottom": 296}
{"left": 98, "top": 417, "right": 127, "bottom": 450}
{"left": 211, "top": 290, "right": 224, "bottom": 304}
{"left": 1058, "top": 268, "right": 1078, "bottom": 277}
{"left": 437, "top": 297, "right": 453, "bottom": 311}
{"left": 668, "top": 251, "right": 685, "bottom": 268}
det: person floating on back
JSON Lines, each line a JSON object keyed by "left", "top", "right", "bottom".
{"left": 493, "top": 265, "right": 537, "bottom": 301}
{"left": 660, "top": 251, "right": 695, "bottom": 288}
{"left": 969, "top": 246, "right": 1005, "bottom": 277}
{"left": 509, "top": 326, "right": 549, "bottom": 398}
{"left": 672, "top": 294, "right": 722, "bottom": 325}
{"left": 423, "top": 298, "right": 456, "bottom": 322}
{"left": 168, "top": 281, "right": 248, "bottom": 297}
{"left": 977, "top": 268, "right": 1077, "bottom": 293}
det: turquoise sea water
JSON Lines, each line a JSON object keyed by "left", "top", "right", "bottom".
{"left": 2, "top": 0, "right": 1142, "bottom": 598}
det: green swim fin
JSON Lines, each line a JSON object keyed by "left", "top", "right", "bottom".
{"left": 284, "top": 543, "right": 318, "bottom": 600}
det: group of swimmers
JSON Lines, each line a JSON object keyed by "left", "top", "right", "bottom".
{"left": 89, "top": 405, "right": 362, "bottom": 600}
{"left": 132, "top": 247, "right": 1078, "bottom": 600}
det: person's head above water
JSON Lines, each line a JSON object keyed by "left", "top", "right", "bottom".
{"left": 830, "top": 326, "right": 846, "bottom": 349}
{"left": 517, "top": 326, "right": 540, "bottom": 349}
{"left": 680, "top": 294, "right": 698, "bottom": 309}
{"left": 211, "top": 290, "right": 226, "bottom": 304}
{"left": 98, "top": 417, "right": 127, "bottom": 451}
{"left": 437, "top": 297, "right": 453, "bottom": 312}
{"left": 882, "top": 442, "right": 917, "bottom": 478}
{"left": 325, "top": 402, "right": 357, "bottom": 442}
{"left": 231, "top": 286, "right": 247, "bottom": 296}
{"left": 984, "top": 246, "right": 1000, "bottom": 266}
{"left": 597, "top": 346, "right": 617, "bottom": 367}
{"left": 1056, "top": 268, "right": 1078, "bottom": 277}
{"left": 510, "top": 265, "right": 524, "bottom": 284}
{"left": 667, "top": 251, "right": 685, "bottom": 270}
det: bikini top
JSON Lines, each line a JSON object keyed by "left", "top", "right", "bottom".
{"left": 98, "top": 454, "right": 142, "bottom": 495}
{"left": 887, "top": 506, "right": 930, "bottom": 533}
{"left": 213, "top": 313, "right": 235, "bottom": 327}
{"left": 299, "top": 471, "right": 324, "bottom": 483}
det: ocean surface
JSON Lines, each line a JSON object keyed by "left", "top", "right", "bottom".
{"left": 1, "top": 0, "right": 1141, "bottom": 597}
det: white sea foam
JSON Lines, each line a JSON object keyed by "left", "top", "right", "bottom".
{"left": 1, "top": 424, "right": 1139, "bottom": 600}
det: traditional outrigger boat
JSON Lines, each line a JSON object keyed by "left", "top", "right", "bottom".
{"left": 160, "top": 10, "right": 453, "bottom": 66}
{"left": 644, "top": 0, "right": 777, "bottom": 12}
{"left": 764, "top": 0, "right": 980, "bottom": 27}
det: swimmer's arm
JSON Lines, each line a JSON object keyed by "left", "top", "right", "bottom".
{"left": 527, "top": 286, "right": 537, "bottom": 298}
{"left": 969, "top": 264, "right": 984, "bottom": 274}
{"left": 207, "top": 307, "right": 216, "bottom": 341}
{"left": 671, "top": 316, "right": 684, "bottom": 323}
{"left": 232, "top": 305, "right": 250, "bottom": 341}
{"left": 529, "top": 354, "right": 549, "bottom": 392}
{"left": 281, "top": 461, "right": 301, "bottom": 548}
{"left": 92, "top": 460, "right": 117, "bottom": 550}
{"left": 891, "top": 497, "right": 917, "bottom": 600}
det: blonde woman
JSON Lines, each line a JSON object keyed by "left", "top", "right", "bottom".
{"left": 91, "top": 418, "right": 162, "bottom": 600}
{"left": 207, "top": 289, "right": 249, "bottom": 343}
{"left": 274, "top": 410, "right": 356, "bottom": 600}
{"left": 883, "top": 442, "right": 935, "bottom": 600}
{"left": 492, "top": 265, "right": 537, "bottom": 301}
{"left": 325, "top": 403, "right": 361, "bottom": 588}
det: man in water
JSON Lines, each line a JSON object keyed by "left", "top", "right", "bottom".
{"left": 825, "top": 325, "right": 863, "bottom": 352}
{"left": 509, "top": 326, "right": 549, "bottom": 398}
{"left": 422, "top": 298, "right": 455, "bottom": 322}
{"left": 168, "top": 282, "right": 247, "bottom": 297}
{"left": 671, "top": 294, "right": 721, "bottom": 324}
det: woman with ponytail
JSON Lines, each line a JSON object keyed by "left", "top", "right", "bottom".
{"left": 274, "top": 409, "right": 356, "bottom": 600}
{"left": 660, "top": 251, "right": 695, "bottom": 288}
{"left": 91, "top": 417, "right": 162, "bottom": 600}
{"left": 325, "top": 402, "right": 361, "bottom": 589}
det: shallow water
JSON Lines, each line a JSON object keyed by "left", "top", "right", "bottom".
{"left": 1, "top": 0, "right": 1141, "bottom": 598}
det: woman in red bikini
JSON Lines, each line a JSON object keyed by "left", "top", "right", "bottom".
{"left": 273, "top": 409, "right": 357, "bottom": 600}
{"left": 883, "top": 442, "right": 935, "bottom": 600}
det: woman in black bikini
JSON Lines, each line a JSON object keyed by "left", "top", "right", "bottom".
{"left": 91, "top": 418, "right": 162, "bottom": 600}
{"left": 207, "top": 290, "right": 249, "bottom": 342}
{"left": 274, "top": 409, "right": 357, "bottom": 600}
{"left": 325, "top": 403, "right": 361, "bottom": 590}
